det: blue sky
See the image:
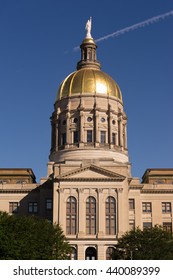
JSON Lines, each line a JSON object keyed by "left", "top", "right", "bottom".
{"left": 0, "top": 0, "right": 173, "bottom": 182}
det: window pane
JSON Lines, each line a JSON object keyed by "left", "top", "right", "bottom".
{"left": 129, "top": 199, "right": 135, "bottom": 210}
{"left": 142, "top": 202, "right": 151, "bottom": 213}
{"left": 73, "top": 131, "right": 79, "bottom": 143}
{"left": 106, "top": 247, "right": 115, "bottom": 260}
{"left": 143, "top": 222, "right": 152, "bottom": 229}
{"left": 129, "top": 220, "right": 135, "bottom": 230}
{"left": 33, "top": 203, "right": 38, "bottom": 213}
{"left": 71, "top": 248, "right": 77, "bottom": 260}
{"left": 86, "top": 196, "right": 96, "bottom": 235}
{"left": 9, "top": 202, "right": 19, "bottom": 214}
{"left": 46, "top": 199, "right": 52, "bottom": 210}
{"left": 28, "top": 202, "right": 38, "bottom": 213}
{"left": 87, "top": 130, "right": 92, "bottom": 142}
{"left": 100, "top": 131, "right": 106, "bottom": 144}
{"left": 163, "top": 222, "right": 172, "bottom": 233}
{"left": 66, "top": 196, "right": 77, "bottom": 235}
{"left": 162, "top": 202, "right": 171, "bottom": 213}
{"left": 28, "top": 203, "right": 32, "bottom": 213}
{"left": 112, "top": 133, "right": 116, "bottom": 145}
{"left": 62, "top": 133, "right": 66, "bottom": 145}
{"left": 106, "top": 196, "right": 116, "bottom": 235}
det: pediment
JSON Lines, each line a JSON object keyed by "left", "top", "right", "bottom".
{"left": 55, "top": 164, "right": 125, "bottom": 182}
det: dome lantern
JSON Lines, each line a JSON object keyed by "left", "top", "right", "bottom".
{"left": 77, "top": 17, "right": 101, "bottom": 70}
{"left": 56, "top": 18, "right": 123, "bottom": 102}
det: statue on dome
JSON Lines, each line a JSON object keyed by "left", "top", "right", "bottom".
{"left": 85, "top": 17, "right": 92, "bottom": 38}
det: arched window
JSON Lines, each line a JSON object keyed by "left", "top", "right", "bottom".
{"left": 86, "top": 196, "right": 96, "bottom": 235}
{"left": 66, "top": 196, "right": 77, "bottom": 235}
{"left": 85, "top": 247, "right": 97, "bottom": 260}
{"left": 106, "top": 247, "right": 116, "bottom": 260}
{"left": 70, "top": 247, "right": 77, "bottom": 260}
{"left": 106, "top": 196, "right": 116, "bottom": 235}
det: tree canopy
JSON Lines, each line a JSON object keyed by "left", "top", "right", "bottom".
{"left": 113, "top": 226, "right": 173, "bottom": 260}
{"left": 0, "top": 212, "right": 71, "bottom": 260}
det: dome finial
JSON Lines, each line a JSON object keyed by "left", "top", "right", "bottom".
{"left": 85, "top": 17, "right": 92, "bottom": 38}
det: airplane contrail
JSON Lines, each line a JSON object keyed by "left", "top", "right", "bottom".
{"left": 73, "top": 10, "right": 173, "bottom": 51}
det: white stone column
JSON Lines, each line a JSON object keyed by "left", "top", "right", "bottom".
{"left": 58, "top": 188, "right": 65, "bottom": 232}
{"left": 56, "top": 110, "right": 60, "bottom": 150}
{"left": 77, "top": 244, "right": 85, "bottom": 260}
{"left": 79, "top": 111, "right": 84, "bottom": 147}
{"left": 97, "top": 244, "right": 105, "bottom": 260}
{"left": 97, "top": 188, "right": 104, "bottom": 237}
{"left": 117, "top": 188, "right": 124, "bottom": 237}
{"left": 95, "top": 112, "right": 99, "bottom": 146}
{"left": 66, "top": 111, "right": 70, "bottom": 147}
{"left": 109, "top": 113, "right": 113, "bottom": 148}
{"left": 55, "top": 121, "right": 59, "bottom": 151}
{"left": 53, "top": 182, "right": 59, "bottom": 224}
{"left": 118, "top": 117, "right": 123, "bottom": 147}
{"left": 77, "top": 188, "right": 85, "bottom": 237}
{"left": 124, "top": 123, "right": 127, "bottom": 149}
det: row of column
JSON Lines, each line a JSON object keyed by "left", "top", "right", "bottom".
{"left": 51, "top": 107, "right": 127, "bottom": 151}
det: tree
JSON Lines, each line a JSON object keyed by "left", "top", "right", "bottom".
{"left": 113, "top": 226, "right": 173, "bottom": 260}
{"left": 0, "top": 212, "right": 71, "bottom": 260}
{"left": 53, "top": 224, "right": 72, "bottom": 260}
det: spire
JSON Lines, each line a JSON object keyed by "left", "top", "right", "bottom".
{"left": 77, "top": 18, "right": 101, "bottom": 70}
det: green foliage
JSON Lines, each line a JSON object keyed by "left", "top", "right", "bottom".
{"left": 113, "top": 226, "right": 173, "bottom": 260}
{"left": 53, "top": 225, "right": 72, "bottom": 260}
{"left": 0, "top": 212, "right": 71, "bottom": 260}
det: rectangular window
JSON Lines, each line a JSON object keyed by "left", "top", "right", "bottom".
{"left": 129, "top": 199, "right": 135, "bottom": 210}
{"left": 46, "top": 199, "right": 52, "bottom": 210}
{"left": 129, "top": 220, "right": 135, "bottom": 230}
{"left": 28, "top": 202, "right": 38, "bottom": 213}
{"left": 162, "top": 202, "right": 171, "bottom": 213}
{"left": 100, "top": 131, "right": 106, "bottom": 144}
{"left": 9, "top": 202, "right": 19, "bottom": 214}
{"left": 87, "top": 130, "right": 92, "bottom": 143}
{"left": 62, "top": 133, "right": 66, "bottom": 145}
{"left": 73, "top": 131, "right": 79, "bottom": 143}
{"left": 112, "top": 133, "right": 116, "bottom": 145}
{"left": 143, "top": 222, "right": 152, "bottom": 229}
{"left": 163, "top": 222, "right": 172, "bottom": 233}
{"left": 142, "top": 202, "right": 152, "bottom": 213}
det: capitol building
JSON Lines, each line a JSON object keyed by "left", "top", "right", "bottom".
{"left": 0, "top": 20, "right": 173, "bottom": 260}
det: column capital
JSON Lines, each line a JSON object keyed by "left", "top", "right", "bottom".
{"left": 96, "top": 188, "right": 103, "bottom": 193}
{"left": 77, "top": 188, "right": 84, "bottom": 193}
{"left": 57, "top": 188, "right": 64, "bottom": 193}
{"left": 117, "top": 188, "right": 123, "bottom": 193}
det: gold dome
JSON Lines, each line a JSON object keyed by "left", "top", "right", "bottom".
{"left": 57, "top": 68, "right": 122, "bottom": 101}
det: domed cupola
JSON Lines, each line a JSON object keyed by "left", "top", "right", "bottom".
{"left": 57, "top": 17, "right": 122, "bottom": 102}
{"left": 50, "top": 18, "right": 129, "bottom": 166}
{"left": 76, "top": 32, "right": 101, "bottom": 70}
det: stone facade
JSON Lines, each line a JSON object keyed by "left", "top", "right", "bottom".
{"left": 0, "top": 31, "right": 173, "bottom": 260}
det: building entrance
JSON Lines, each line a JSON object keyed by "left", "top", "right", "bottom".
{"left": 85, "top": 247, "right": 97, "bottom": 260}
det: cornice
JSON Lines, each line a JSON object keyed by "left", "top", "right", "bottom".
{"left": 129, "top": 185, "right": 144, "bottom": 190}
{"left": 67, "top": 237, "right": 118, "bottom": 241}
{"left": 129, "top": 185, "right": 173, "bottom": 193}
{"left": 57, "top": 177, "right": 124, "bottom": 182}
{"left": 0, "top": 189, "right": 32, "bottom": 193}
{"left": 141, "top": 189, "right": 173, "bottom": 194}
